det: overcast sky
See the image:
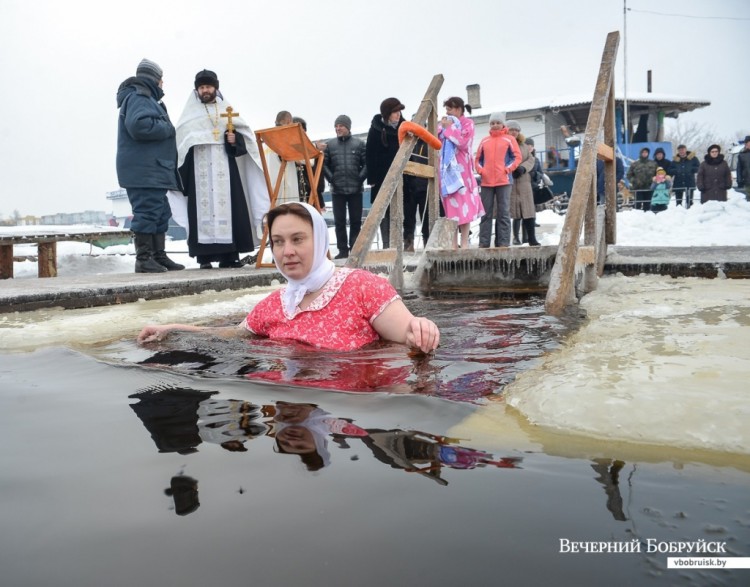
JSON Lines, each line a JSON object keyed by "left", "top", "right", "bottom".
{"left": 1, "top": 0, "right": 747, "bottom": 218}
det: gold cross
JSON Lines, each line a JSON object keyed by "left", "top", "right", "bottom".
{"left": 221, "top": 106, "right": 240, "bottom": 133}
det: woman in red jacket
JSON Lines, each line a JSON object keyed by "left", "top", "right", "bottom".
{"left": 474, "top": 112, "right": 521, "bottom": 247}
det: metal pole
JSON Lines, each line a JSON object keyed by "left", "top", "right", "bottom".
{"left": 623, "top": 0, "right": 629, "bottom": 146}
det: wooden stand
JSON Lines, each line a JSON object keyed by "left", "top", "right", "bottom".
{"left": 254, "top": 123, "right": 324, "bottom": 268}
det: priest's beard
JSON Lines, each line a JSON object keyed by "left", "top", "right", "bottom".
{"left": 199, "top": 89, "right": 217, "bottom": 104}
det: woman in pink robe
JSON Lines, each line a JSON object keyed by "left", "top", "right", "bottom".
{"left": 438, "top": 96, "right": 484, "bottom": 249}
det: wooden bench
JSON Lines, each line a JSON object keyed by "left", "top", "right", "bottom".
{"left": 0, "top": 229, "right": 133, "bottom": 278}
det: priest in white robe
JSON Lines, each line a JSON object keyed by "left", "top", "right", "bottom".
{"left": 168, "top": 70, "right": 269, "bottom": 268}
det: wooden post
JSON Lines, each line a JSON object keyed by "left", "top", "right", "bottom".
{"left": 0, "top": 244, "right": 13, "bottom": 279}
{"left": 604, "top": 77, "right": 617, "bottom": 246}
{"left": 390, "top": 182, "right": 405, "bottom": 289}
{"left": 545, "top": 31, "right": 619, "bottom": 316}
{"left": 37, "top": 241, "right": 57, "bottom": 278}
{"left": 427, "top": 107, "right": 440, "bottom": 234}
{"left": 347, "top": 74, "right": 444, "bottom": 270}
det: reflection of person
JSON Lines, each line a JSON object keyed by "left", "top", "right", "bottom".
{"left": 138, "top": 203, "right": 440, "bottom": 353}
{"left": 438, "top": 96, "right": 484, "bottom": 249}
{"left": 324, "top": 114, "right": 367, "bottom": 259}
{"left": 696, "top": 144, "right": 732, "bottom": 203}
{"left": 362, "top": 429, "right": 521, "bottom": 485}
{"left": 366, "top": 97, "right": 406, "bottom": 248}
{"left": 591, "top": 459, "right": 627, "bottom": 522}
{"left": 165, "top": 475, "right": 200, "bottom": 516}
{"left": 506, "top": 120, "right": 540, "bottom": 246}
{"left": 168, "top": 70, "right": 269, "bottom": 269}
{"left": 273, "top": 402, "right": 367, "bottom": 471}
{"left": 116, "top": 58, "right": 185, "bottom": 273}
{"left": 474, "top": 112, "right": 520, "bottom": 248}
{"left": 649, "top": 167, "right": 672, "bottom": 213}
{"left": 671, "top": 144, "right": 700, "bottom": 207}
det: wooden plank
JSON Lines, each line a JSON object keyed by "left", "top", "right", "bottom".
{"left": 0, "top": 243, "right": 13, "bottom": 279}
{"left": 403, "top": 161, "right": 436, "bottom": 179}
{"left": 37, "top": 241, "right": 57, "bottom": 278}
{"left": 596, "top": 143, "right": 614, "bottom": 162}
{"left": 347, "top": 74, "right": 444, "bottom": 271}
{"left": 545, "top": 31, "right": 620, "bottom": 316}
{"left": 364, "top": 249, "right": 398, "bottom": 265}
{"left": 0, "top": 230, "right": 132, "bottom": 246}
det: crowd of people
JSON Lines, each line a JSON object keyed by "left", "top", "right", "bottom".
{"left": 117, "top": 58, "right": 745, "bottom": 354}
{"left": 116, "top": 58, "right": 550, "bottom": 274}
{"left": 624, "top": 142, "right": 737, "bottom": 213}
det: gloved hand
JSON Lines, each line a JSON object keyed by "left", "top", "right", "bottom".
{"left": 512, "top": 167, "right": 526, "bottom": 179}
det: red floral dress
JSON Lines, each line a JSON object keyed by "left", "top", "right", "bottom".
{"left": 242, "top": 268, "right": 400, "bottom": 350}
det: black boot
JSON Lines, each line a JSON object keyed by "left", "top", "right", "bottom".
{"left": 134, "top": 232, "right": 168, "bottom": 273}
{"left": 523, "top": 218, "right": 541, "bottom": 246}
{"left": 152, "top": 233, "right": 185, "bottom": 271}
{"left": 512, "top": 219, "right": 522, "bottom": 245}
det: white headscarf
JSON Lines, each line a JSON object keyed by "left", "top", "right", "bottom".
{"left": 273, "top": 202, "right": 336, "bottom": 316}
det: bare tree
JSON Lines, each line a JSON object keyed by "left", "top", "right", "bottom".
{"left": 665, "top": 120, "right": 748, "bottom": 156}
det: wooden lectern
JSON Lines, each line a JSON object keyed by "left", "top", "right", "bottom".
{"left": 254, "top": 123, "right": 324, "bottom": 268}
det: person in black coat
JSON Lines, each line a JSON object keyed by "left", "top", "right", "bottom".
{"left": 696, "top": 144, "right": 732, "bottom": 203}
{"left": 324, "top": 115, "right": 367, "bottom": 259}
{"left": 365, "top": 97, "right": 405, "bottom": 248}
{"left": 671, "top": 144, "right": 700, "bottom": 208}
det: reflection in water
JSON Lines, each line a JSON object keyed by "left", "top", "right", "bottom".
{"left": 165, "top": 475, "right": 200, "bottom": 516}
{"left": 591, "top": 459, "right": 628, "bottom": 522}
{"left": 129, "top": 386, "right": 523, "bottom": 513}
{"left": 112, "top": 297, "right": 575, "bottom": 402}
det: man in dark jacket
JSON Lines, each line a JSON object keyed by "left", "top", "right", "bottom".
{"left": 403, "top": 139, "right": 430, "bottom": 252}
{"left": 653, "top": 147, "right": 671, "bottom": 181}
{"left": 626, "top": 147, "right": 658, "bottom": 211}
{"left": 736, "top": 136, "right": 750, "bottom": 200}
{"left": 324, "top": 115, "right": 367, "bottom": 259}
{"left": 366, "top": 97, "right": 405, "bottom": 248}
{"left": 670, "top": 144, "right": 700, "bottom": 208}
{"left": 116, "top": 58, "right": 184, "bottom": 273}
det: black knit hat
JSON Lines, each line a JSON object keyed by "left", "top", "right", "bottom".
{"left": 380, "top": 97, "right": 405, "bottom": 120}
{"left": 136, "top": 58, "right": 163, "bottom": 83}
{"left": 194, "top": 69, "right": 219, "bottom": 90}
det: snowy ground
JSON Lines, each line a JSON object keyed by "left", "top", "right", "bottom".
{"left": 7, "top": 192, "right": 750, "bottom": 279}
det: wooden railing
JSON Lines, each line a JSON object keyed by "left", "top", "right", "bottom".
{"left": 346, "top": 74, "right": 444, "bottom": 289}
{"left": 545, "top": 31, "right": 620, "bottom": 316}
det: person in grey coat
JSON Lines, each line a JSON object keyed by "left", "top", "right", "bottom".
{"left": 696, "top": 144, "right": 732, "bottom": 203}
{"left": 507, "top": 121, "right": 540, "bottom": 246}
{"left": 116, "top": 58, "right": 184, "bottom": 273}
{"left": 324, "top": 115, "right": 367, "bottom": 259}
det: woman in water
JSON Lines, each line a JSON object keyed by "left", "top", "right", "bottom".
{"left": 138, "top": 202, "right": 440, "bottom": 353}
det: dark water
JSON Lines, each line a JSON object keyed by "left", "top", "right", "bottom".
{"left": 97, "top": 297, "right": 573, "bottom": 402}
{"left": 1, "top": 297, "right": 749, "bottom": 586}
